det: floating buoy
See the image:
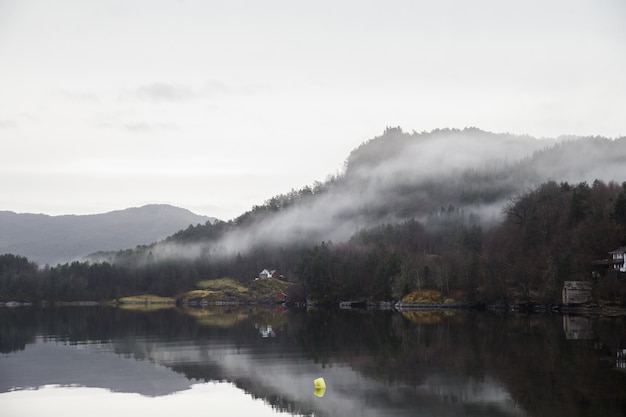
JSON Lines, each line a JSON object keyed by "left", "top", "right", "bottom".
{"left": 313, "top": 377, "right": 326, "bottom": 397}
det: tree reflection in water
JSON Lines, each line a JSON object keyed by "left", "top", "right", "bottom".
{"left": 1, "top": 306, "right": 625, "bottom": 417}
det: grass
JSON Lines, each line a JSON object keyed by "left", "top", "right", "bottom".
{"left": 179, "top": 305, "right": 288, "bottom": 327}
{"left": 180, "top": 306, "right": 252, "bottom": 327}
{"left": 106, "top": 277, "right": 290, "bottom": 310}
{"left": 401, "top": 311, "right": 456, "bottom": 324}
{"left": 177, "top": 277, "right": 291, "bottom": 304}
{"left": 179, "top": 289, "right": 213, "bottom": 299}
{"left": 179, "top": 277, "right": 249, "bottom": 303}
{"left": 107, "top": 277, "right": 292, "bottom": 307}
{"left": 401, "top": 290, "right": 456, "bottom": 304}
{"left": 197, "top": 277, "right": 247, "bottom": 292}
{"left": 116, "top": 294, "right": 175, "bottom": 303}
{"left": 111, "top": 294, "right": 175, "bottom": 311}
{"left": 248, "top": 277, "right": 290, "bottom": 294}
{"left": 117, "top": 303, "right": 174, "bottom": 311}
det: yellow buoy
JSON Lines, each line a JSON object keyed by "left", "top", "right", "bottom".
{"left": 314, "top": 377, "right": 326, "bottom": 397}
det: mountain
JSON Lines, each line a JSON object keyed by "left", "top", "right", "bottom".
{"left": 2, "top": 128, "right": 625, "bottom": 304}
{"left": 145, "top": 128, "right": 626, "bottom": 261}
{"left": 0, "top": 205, "right": 216, "bottom": 266}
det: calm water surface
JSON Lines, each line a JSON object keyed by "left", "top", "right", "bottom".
{"left": 1, "top": 306, "right": 625, "bottom": 416}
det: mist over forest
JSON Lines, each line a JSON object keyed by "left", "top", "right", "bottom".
{"left": 3, "top": 127, "right": 626, "bottom": 305}
{"left": 143, "top": 127, "right": 626, "bottom": 262}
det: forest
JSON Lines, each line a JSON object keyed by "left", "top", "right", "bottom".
{"left": 1, "top": 178, "right": 625, "bottom": 306}
{"left": 2, "top": 128, "right": 626, "bottom": 305}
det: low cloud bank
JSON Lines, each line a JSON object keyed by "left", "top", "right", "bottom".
{"left": 147, "top": 129, "right": 626, "bottom": 262}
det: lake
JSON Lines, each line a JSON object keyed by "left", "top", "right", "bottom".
{"left": 1, "top": 305, "right": 625, "bottom": 417}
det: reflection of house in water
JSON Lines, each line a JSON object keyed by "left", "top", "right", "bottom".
{"left": 617, "top": 348, "right": 626, "bottom": 371}
{"left": 255, "top": 324, "right": 276, "bottom": 338}
{"left": 563, "top": 316, "right": 594, "bottom": 339}
{"left": 562, "top": 281, "right": 592, "bottom": 305}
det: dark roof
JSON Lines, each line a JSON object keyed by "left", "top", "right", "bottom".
{"left": 563, "top": 281, "right": 592, "bottom": 290}
{"left": 592, "top": 259, "right": 624, "bottom": 266}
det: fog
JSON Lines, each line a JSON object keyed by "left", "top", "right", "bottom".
{"left": 147, "top": 128, "right": 626, "bottom": 262}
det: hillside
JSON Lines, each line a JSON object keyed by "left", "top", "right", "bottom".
{"left": 145, "top": 128, "right": 626, "bottom": 261}
{"left": 2, "top": 127, "right": 626, "bottom": 305}
{"left": 0, "top": 204, "right": 215, "bottom": 266}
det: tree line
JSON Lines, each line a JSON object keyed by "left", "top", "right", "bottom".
{"left": 1, "top": 180, "right": 625, "bottom": 305}
{"left": 294, "top": 180, "right": 626, "bottom": 304}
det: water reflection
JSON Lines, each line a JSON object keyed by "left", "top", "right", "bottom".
{"left": 563, "top": 315, "right": 594, "bottom": 340}
{"left": 2, "top": 383, "right": 298, "bottom": 417}
{"left": 1, "top": 306, "right": 625, "bottom": 417}
{"left": 0, "top": 337, "right": 192, "bottom": 396}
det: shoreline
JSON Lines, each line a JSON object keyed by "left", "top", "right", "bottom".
{"left": 2, "top": 299, "right": 626, "bottom": 316}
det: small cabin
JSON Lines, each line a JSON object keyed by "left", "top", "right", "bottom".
{"left": 257, "top": 269, "right": 280, "bottom": 279}
{"left": 562, "top": 281, "right": 592, "bottom": 305}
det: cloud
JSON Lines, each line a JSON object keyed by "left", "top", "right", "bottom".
{"left": 122, "top": 121, "right": 180, "bottom": 133}
{"left": 53, "top": 90, "right": 99, "bottom": 102}
{"left": 0, "top": 119, "right": 17, "bottom": 128}
{"left": 128, "top": 80, "right": 248, "bottom": 102}
{"left": 87, "top": 109, "right": 181, "bottom": 132}
{"left": 139, "top": 129, "right": 626, "bottom": 264}
{"left": 132, "top": 83, "right": 197, "bottom": 102}
{"left": 201, "top": 80, "right": 232, "bottom": 95}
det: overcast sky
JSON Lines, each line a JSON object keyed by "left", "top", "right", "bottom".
{"left": 1, "top": 0, "right": 625, "bottom": 220}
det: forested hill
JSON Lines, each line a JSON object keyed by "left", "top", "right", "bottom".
{"left": 0, "top": 205, "right": 215, "bottom": 266}
{"left": 3, "top": 128, "right": 626, "bottom": 304}
{"left": 146, "top": 128, "right": 626, "bottom": 261}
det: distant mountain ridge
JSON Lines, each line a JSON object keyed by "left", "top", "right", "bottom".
{"left": 0, "top": 204, "right": 216, "bottom": 266}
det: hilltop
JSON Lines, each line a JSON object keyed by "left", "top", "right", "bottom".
{"left": 0, "top": 204, "right": 216, "bottom": 266}
{"left": 148, "top": 128, "right": 626, "bottom": 258}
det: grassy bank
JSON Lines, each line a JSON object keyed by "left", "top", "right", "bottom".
{"left": 177, "top": 277, "right": 290, "bottom": 304}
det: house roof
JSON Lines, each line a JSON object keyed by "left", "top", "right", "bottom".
{"left": 593, "top": 259, "right": 624, "bottom": 266}
{"left": 563, "top": 281, "right": 592, "bottom": 290}
{"left": 609, "top": 246, "right": 626, "bottom": 254}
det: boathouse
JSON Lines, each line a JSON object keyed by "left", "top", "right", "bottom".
{"left": 562, "top": 281, "right": 592, "bottom": 305}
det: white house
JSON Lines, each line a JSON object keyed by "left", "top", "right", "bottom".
{"left": 609, "top": 247, "right": 626, "bottom": 272}
{"left": 258, "top": 269, "right": 277, "bottom": 279}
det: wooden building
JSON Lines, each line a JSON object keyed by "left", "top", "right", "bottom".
{"left": 562, "top": 281, "right": 592, "bottom": 305}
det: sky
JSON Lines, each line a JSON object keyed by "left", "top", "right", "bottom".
{"left": 1, "top": 0, "right": 625, "bottom": 220}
